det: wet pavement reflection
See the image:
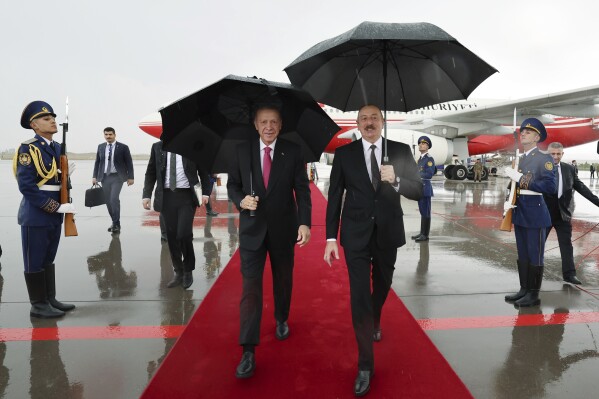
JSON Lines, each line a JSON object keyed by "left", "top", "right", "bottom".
{"left": 1, "top": 161, "right": 599, "bottom": 398}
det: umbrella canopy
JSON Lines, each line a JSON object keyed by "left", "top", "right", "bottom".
{"left": 159, "top": 75, "right": 340, "bottom": 173}
{"left": 284, "top": 21, "right": 498, "bottom": 112}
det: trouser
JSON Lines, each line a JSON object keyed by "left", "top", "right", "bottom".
{"left": 474, "top": 170, "right": 482, "bottom": 181}
{"left": 344, "top": 229, "right": 397, "bottom": 371}
{"left": 417, "top": 196, "right": 432, "bottom": 218}
{"left": 515, "top": 225, "right": 547, "bottom": 266}
{"left": 21, "top": 225, "right": 61, "bottom": 273}
{"left": 546, "top": 220, "right": 576, "bottom": 277}
{"left": 162, "top": 189, "right": 196, "bottom": 272}
{"left": 102, "top": 174, "right": 124, "bottom": 225}
{"left": 238, "top": 236, "right": 295, "bottom": 346}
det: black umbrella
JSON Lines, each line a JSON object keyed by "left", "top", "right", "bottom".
{"left": 284, "top": 21, "right": 497, "bottom": 158}
{"left": 159, "top": 75, "right": 340, "bottom": 173}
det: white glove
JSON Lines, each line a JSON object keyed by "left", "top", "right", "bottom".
{"left": 68, "top": 161, "right": 76, "bottom": 176}
{"left": 503, "top": 201, "right": 515, "bottom": 212}
{"left": 56, "top": 203, "right": 77, "bottom": 214}
{"left": 502, "top": 167, "right": 522, "bottom": 182}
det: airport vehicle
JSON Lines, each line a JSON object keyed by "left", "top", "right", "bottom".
{"left": 138, "top": 84, "right": 599, "bottom": 180}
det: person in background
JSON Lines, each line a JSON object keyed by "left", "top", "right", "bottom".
{"left": 571, "top": 160, "right": 578, "bottom": 175}
{"left": 411, "top": 136, "right": 435, "bottom": 242}
{"left": 473, "top": 158, "right": 484, "bottom": 183}
{"left": 205, "top": 174, "right": 219, "bottom": 217}
{"left": 589, "top": 163, "right": 595, "bottom": 179}
{"left": 324, "top": 104, "right": 422, "bottom": 396}
{"left": 92, "top": 127, "right": 134, "bottom": 233}
{"left": 143, "top": 141, "right": 210, "bottom": 289}
{"left": 14, "top": 101, "right": 77, "bottom": 318}
{"left": 503, "top": 118, "right": 557, "bottom": 308}
{"left": 544, "top": 142, "right": 599, "bottom": 285}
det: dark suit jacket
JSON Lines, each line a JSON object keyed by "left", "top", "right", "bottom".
{"left": 142, "top": 141, "right": 211, "bottom": 211}
{"left": 543, "top": 162, "right": 599, "bottom": 223}
{"left": 227, "top": 137, "right": 311, "bottom": 251}
{"left": 93, "top": 142, "right": 134, "bottom": 182}
{"left": 326, "top": 138, "right": 423, "bottom": 250}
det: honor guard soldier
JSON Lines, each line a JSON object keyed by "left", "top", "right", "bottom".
{"left": 503, "top": 118, "right": 557, "bottom": 307}
{"left": 411, "top": 136, "right": 435, "bottom": 241}
{"left": 14, "top": 101, "right": 77, "bottom": 318}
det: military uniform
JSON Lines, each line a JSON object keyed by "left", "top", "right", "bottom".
{"left": 14, "top": 101, "right": 75, "bottom": 318}
{"left": 505, "top": 118, "right": 557, "bottom": 308}
{"left": 412, "top": 136, "right": 435, "bottom": 241}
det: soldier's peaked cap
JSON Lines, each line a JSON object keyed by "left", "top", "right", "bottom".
{"left": 520, "top": 118, "right": 547, "bottom": 143}
{"left": 418, "top": 136, "right": 432, "bottom": 149}
{"left": 20, "top": 101, "right": 56, "bottom": 129}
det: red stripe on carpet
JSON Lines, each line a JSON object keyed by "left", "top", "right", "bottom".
{"left": 418, "top": 311, "right": 599, "bottom": 330}
{"left": 4, "top": 310, "right": 599, "bottom": 343}
{"left": 0, "top": 325, "right": 185, "bottom": 342}
{"left": 141, "top": 185, "right": 473, "bottom": 398}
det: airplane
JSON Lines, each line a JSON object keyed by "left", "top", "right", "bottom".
{"left": 138, "top": 84, "right": 599, "bottom": 180}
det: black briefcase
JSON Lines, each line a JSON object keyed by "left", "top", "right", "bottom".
{"left": 85, "top": 183, "right": 106, "bottom": 207}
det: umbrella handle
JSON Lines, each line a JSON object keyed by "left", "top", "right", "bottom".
{"left": 250, "top": 191, "right": 256, "bottom": 217}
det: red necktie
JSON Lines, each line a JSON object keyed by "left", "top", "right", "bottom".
{"left": 263, "top": 147, "right": 272, "bottom": 188}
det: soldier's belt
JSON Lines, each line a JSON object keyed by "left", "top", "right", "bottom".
{"left": 517, "top": 189, "right": 541, "bottom": 196}
{"left": 39, "top": 185, "right": 60, "bottom": 192}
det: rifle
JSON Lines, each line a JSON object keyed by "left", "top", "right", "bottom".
{"left": 60, "top": 97, "right": 78, "bottom": 237}
{"left": 500, "top": 108, "right": 519, "bottom": 232}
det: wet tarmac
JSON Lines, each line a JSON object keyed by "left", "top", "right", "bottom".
{"left": 1, "top": 160, "right": 599, "bottom": 398}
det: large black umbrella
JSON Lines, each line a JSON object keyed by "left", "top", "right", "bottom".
{"left": 284, "top": 21, "right": 497, "bottom": 158}
{"left": 159, "top": 75, "right": 340, "bottom": 173}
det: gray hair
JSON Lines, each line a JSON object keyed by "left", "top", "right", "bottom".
{"left": 547, "top": 142, "right": 564, "bottom": 150}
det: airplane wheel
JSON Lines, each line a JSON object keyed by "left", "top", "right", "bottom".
{"left": 451, "top": 165, "right": 467, "bottom": 180}
{"left": 444, "top": 165, "right": 454, "bottom": 179}
{"left": 482, "top": 167, "right": 489, "bottom": 181}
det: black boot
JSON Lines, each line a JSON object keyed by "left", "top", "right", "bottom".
{"left": 415, "top": 218, "right": 430, "bottom": 242}
{"left": 167, "top": 268, "right": 183, "bottom": 288}
{"left": 411, "top": 218, "right": 426, "bottom": 240}
{"left": 45, "top": 264, "right": 75, "bottom": 311}
{"left": 24, "top": 271, "right": 64, "bottom": 318}
{"left": 505, "top": 260, "right": 528, "bottom": 302}
{"left": 515, "top": 265, "right": 543, "bottom": 307}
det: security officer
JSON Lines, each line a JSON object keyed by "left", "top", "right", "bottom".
{"left": 411, "top": 136, "right": 435, "bottom": 242}
{"left": 14, "top": 101, "right": 77, "bottom": 318}
{"left": 503, "top": 118, "right": 557, "bottom": 307}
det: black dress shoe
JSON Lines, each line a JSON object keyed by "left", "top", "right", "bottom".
{"left": 276, "top": 321, "right": 290, "bottom": 340}
{"left": 107, "top": 225, "right": 114, "bottom": 232}
{"left": 415, "top": 234, "right": 428, "bottom": 242}
{"left": 411, "top": 233, "right": 423, "bottom": 240}
{"left": 564, "top": 275, "right": 582, "bottom": 285}
{"left": 354, "top": 370, "right": 374, "bottom": 397}
{"left": 206, "top": 210, "right": 219, "bottom": 216}
{"left": 182, "top": 272, "right": 193, "bottom": 289}
{"left": 111, "top": 225, "right": 121, "bottom": 233}
{"left": 235, "top": 352, "right": 256, "bottom": 378}
{"left": 373, "top": 329, "right": 382, "bottom": 342}
{"left": 167, "top": 272, "right": 183, "bottom": 288}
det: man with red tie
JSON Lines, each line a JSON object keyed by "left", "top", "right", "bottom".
{"left": 227, "top": 106, "right": 312, "bottom": 379}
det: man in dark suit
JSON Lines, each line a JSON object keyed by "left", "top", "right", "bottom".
{"left": 324, "top": 104, "right": 423, "bottom": 396}
{"left": 142, "top": 141, "right": 210, "bottom": 289}
{"left": 92, "top": 127, "right": 134, "bottom": 233}
{"left": 227, "top": 106, "right": 311, "bottom": 379}
{"left": 544, "top": 142, "right": 599, "bottom": 285}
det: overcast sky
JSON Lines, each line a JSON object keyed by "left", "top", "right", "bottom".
{"left": 3, "top": 0, "right": 599, "bottom": 161}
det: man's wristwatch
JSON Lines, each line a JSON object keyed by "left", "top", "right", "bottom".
{"left": 393, "top": 176, "right": 400, "bottom": 187}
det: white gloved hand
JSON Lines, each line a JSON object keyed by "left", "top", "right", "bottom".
{"left": 56, "top": 203, "right": 77, "bottom": 214}
{"left": 503, "top": 201, "right": 515, "bottom": 212}
{"left": 68, "top": 161, "right": 76, "bottom": 176}
{"left": 502, "top": 167, "right": 523, "bottom": 182}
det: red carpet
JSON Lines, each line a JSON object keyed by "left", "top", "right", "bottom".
{"left": 141, "top": 185, "right": 473, "bottom": 398}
